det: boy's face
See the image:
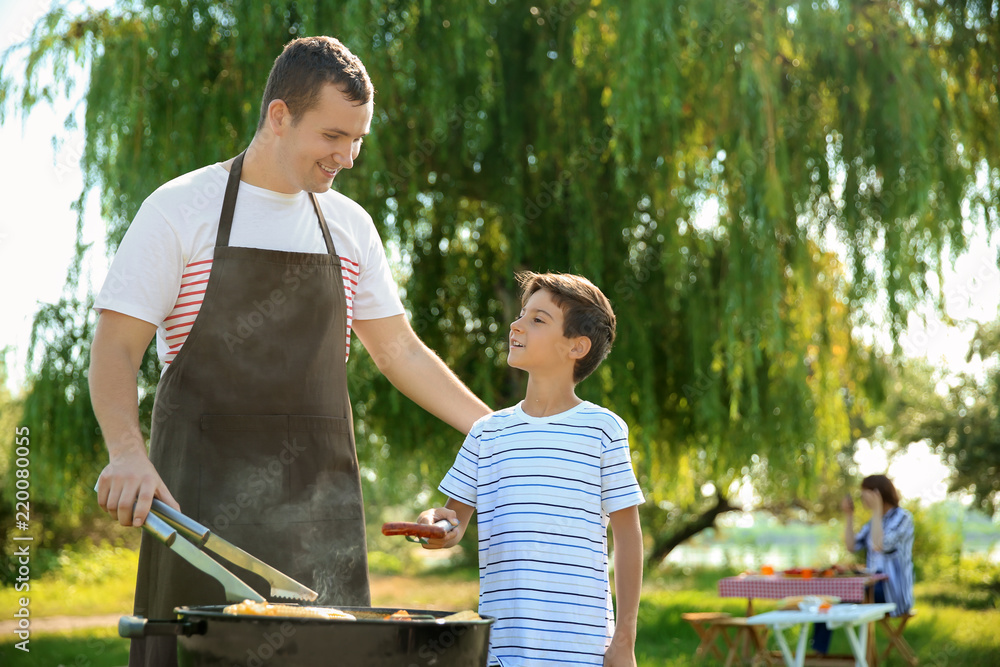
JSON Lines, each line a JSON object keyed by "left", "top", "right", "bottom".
{"left": 508, "top": 289, "right": 588, "bottom": 377}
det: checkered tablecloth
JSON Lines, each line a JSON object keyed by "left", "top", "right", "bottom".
{"left": 717, "top": 574, "right": 887, "bottom": 602}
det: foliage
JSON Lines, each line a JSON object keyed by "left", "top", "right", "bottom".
{"left": 0, "top": 627, "right": 128, "bottom": 667}
{"left": 0, "top": 354, "right": 24, "bottom": 480}
{"left": 931, "top": 324, "right": 1000, "bottom": 515}
{"left": 0, "top": 539, "right": 139, "bottom": 617}
{"left": 49, "top": 539, "right": 139, "bottom": 586}
{"left": 0, "top": 294, "right": 119, "bottom": 576}
{"left": 884, "top": 323, "right": 1000, "bottom": 515}
{"left": 0, "top": 358, "right": 29, "bottom": 584}
{"left": 914, "top": 549, "right": 1000, "bottom": 610}
{"left": 1, "top": 0, "right": 998, "bottom": 554}
{"left": 905, "top": 501, "right": 963, "bottom": 582}
{"left": 955, "top": 553, "right": 1000, "bottom": 608}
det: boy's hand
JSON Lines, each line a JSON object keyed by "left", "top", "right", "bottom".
{"left": 417, "top": 508, "right": 463, "bottom": 549}
{"left": 603, "top": 631, "right": 637, "bottom": 667}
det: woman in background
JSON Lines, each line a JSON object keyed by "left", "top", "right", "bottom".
{"left": 813, "top": 474, "right": 915, "bottom": 654}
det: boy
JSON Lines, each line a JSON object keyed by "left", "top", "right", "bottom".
{"left": 419, "top": 271, "right": 645, "bottom": 667}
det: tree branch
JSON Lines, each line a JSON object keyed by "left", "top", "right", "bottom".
{"left": 646, "top": 492, "right": 742, "bottom": 567}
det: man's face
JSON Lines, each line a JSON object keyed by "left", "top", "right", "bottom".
{"left": 274, "top": 83, "right": 373, "bottom": 194}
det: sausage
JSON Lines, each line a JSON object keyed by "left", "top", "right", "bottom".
{"left": 381, "top": 521, "right": 451, "bottom": 539}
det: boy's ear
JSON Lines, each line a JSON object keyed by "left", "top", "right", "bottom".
{"left": 568, "top": 336, "right": 592, "bottom": 360}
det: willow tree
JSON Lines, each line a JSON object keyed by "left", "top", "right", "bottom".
{"left": 3, "top": 0, "right": 998, "bottom": 560}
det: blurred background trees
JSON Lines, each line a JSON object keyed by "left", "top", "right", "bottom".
{"left": 883, "top": 322, "right": 1000, "bottom": 516}
{"left": 1, "top": 0, "right": 997, "bottom": 572}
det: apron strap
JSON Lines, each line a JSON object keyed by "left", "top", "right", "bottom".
{"left": 216, "top": 150, "right": 245, "bottom": 248}
{"left": 217, "top": 150, "right": 336, "bottom": 256}
{"left": 309, "top": 193, "right": 336, "bottom": 256}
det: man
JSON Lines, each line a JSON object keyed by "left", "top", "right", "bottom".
{"left": 90, "top": 36, "right": 490, "bottom": 667}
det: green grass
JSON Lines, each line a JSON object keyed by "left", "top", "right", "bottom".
{"left": 3, "top": 548, "right": 999, "bottom": 666}
{"left": 633, "top": 568, "right": 1000, "bottom": 667}
{"left": 0, "top": 626, "right": 128, "bottom": 667}
{"left": 0, "top": 541, "right": 137, "bottom": 618}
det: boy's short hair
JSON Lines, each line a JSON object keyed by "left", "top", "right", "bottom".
{"left": 258, "top": 36, "right": 374, "bottom": 131}
{"left": 516, "top": 271, "right": 616, "bottom": 383}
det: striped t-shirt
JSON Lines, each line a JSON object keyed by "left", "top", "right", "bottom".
{"left": 439, "top": 401, "right": 645, "bottom": 667}
{"left": 94, "top": 162, "right": 404, "bottom": 369}
{"left": 160, "top": 255, "right": 361, "bottom": 365}
{"left": 854, "top": 506, "right": 915, "bottom": 616}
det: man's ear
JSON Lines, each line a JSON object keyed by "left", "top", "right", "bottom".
{"left": 568, "top": 336, "right": 592, "bottom": 360}
{"left": 267, "top": 99, "right": 291, "bottom": 135}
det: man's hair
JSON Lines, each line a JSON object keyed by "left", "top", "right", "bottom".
{"left": 861, "top": 474, "right": 901, "bottom": 508}
{"left": 257, "top": 36, "right": 374, "bottom": 131}
{"left": 516, "top": 271, "right": 616, "bottom": 383}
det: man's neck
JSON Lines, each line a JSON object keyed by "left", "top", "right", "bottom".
{"left": 240, "top": 139, "right": 274, "bottom": 190}
{"left": 226, "top": 136, "right": 299, "bottom": 194}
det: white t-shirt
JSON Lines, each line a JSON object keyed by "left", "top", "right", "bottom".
{"left": 439, "top": 401, "right": 645, "bottom": 667}
{"left": 94, "top": 163, "right": 404, "bottom": 367}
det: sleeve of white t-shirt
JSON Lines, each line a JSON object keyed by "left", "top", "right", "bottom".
{"left": 94, "top": 196, "right": 187, "bottom": 326}
{"left": 352, "top": 222, "right": 404, "bottom": 320}
{"left": 600, "top": 415, "right": 645, "bottom": 515}
{"left": 326, "top": 193, "right": 404, "bottom": 321}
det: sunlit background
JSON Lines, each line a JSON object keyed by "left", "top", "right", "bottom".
{"left": 1, "top": 4, "right": 998, "bottom": 665}
{"left": 4, "top": 1, "right": 996, "bottom": 511}
{"left": 2, "top": 0, "right": 999, "bottom": 577}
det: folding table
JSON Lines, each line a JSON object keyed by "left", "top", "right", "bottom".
{"left": 744, "top": 603, "right": 897, "bottom": 667}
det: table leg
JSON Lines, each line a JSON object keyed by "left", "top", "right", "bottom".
{"left": 866, "top": 617, "right": 878, "bottom": 666}
{"left": 864, "top": 583, "right": 877, "bottom": 666}
{"left": 771, "top": 627, "right": 797, "bottom": 667}
{"left": 843, "top": 625, "right": 869, "bottom": 667}
{"left": 694, "top": 621, "right": 727, "bottom": 662}
{"left": 794, "top": 623, "right": 810, "bottom": 667}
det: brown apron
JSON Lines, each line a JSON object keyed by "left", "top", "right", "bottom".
{"left": 130, "top": 152, "right": 370, "bottom": 667}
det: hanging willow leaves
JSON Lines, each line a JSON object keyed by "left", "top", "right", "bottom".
{"left": 2, "top": 0, "right": 997, "bottom": 557}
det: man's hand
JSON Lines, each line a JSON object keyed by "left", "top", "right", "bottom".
{"left": 96, "top": 447, "right": 179, "bottom": 527}
{"left": 89, "top": 310, "right": 167, "bottom": 526}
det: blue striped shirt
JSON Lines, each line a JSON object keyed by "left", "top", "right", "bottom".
{"left": 855, "top": 506, "right": 915, "bottom": 616}
{"left": 439, "top": 401, "right": 645, "bottom": 667}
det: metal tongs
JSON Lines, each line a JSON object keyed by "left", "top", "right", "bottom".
{"left": 143, "top": 498, "right": 319, "bottom": 603}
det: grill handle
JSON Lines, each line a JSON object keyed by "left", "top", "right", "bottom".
{"left": 119, "top": 615, "right": 206, "bottom": 638}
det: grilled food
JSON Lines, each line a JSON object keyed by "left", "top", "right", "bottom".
{"left": 223, "top": 599, "right": 356, "bottom": 620}
{"left": 442, "top": 610, "right": 482, "bottom": 622}
{"left": 381, "top": 522, "right": 449, "bottom": 539}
